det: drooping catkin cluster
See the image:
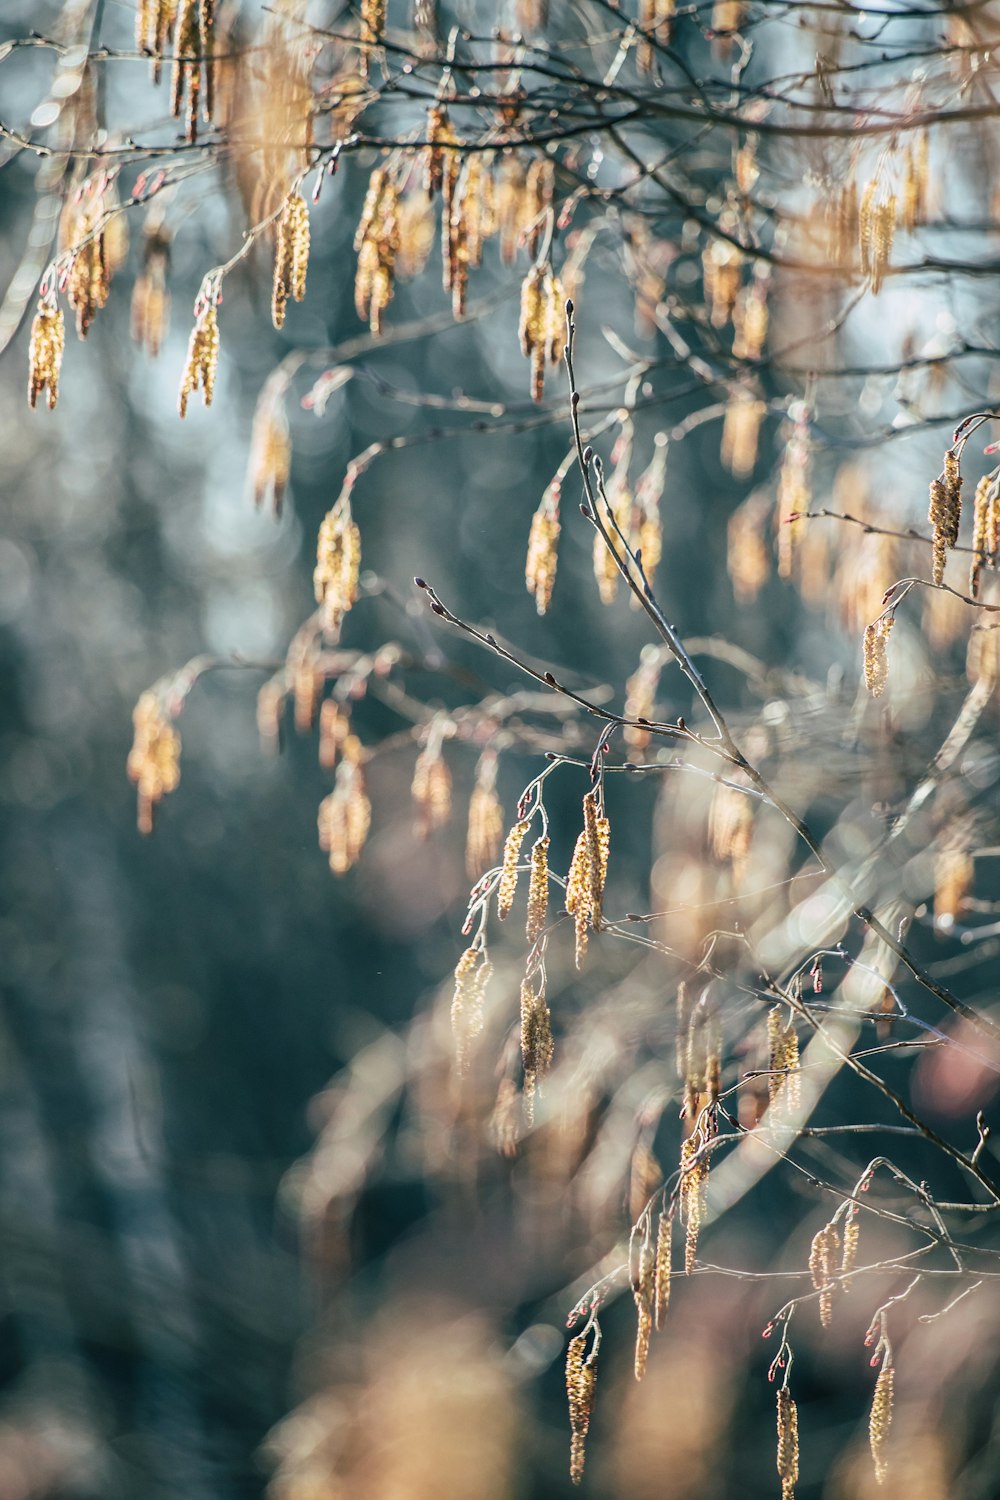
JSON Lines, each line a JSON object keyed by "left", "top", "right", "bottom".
{"left": 679, "top": 1127, "right": 710, "bottom": 1275}
{"left": 178, "top": 302, "right": 220, "bottom": 417}
{"left": 928, "top": 448, "right": 963, "bottom": 584}
{"left": 826, "top": 179, "right": 859, "bottom": 268}
{"left": 248, "top": 380, "right": 292, "bottom": 517}
{"left": 354, "top": 169, "right": 400, "bottom": 335}
{"left": 808, "top": 1220, "right": 840, "bottom": 1327}
{"left": 451, "top": 944, "right": 493, "bottom": 1074}
{"left": 566, "top": 1333, "right": 598, "bottom": 1485}
{"left": 623, "top": 645, "right": 662, "bottom": 752}
{"left": 412, "top": 735, "right": 453, "bottom": 838}
{"left": 732, "top": 270, "right": 769, "bottom": 362}
{"left": 318, "top": 737, "right": 371, "bottom": 874}
{"left": 136, "top": 0, "right": 179, "bottom": 83}
{"left": 525, "top": 479, "right": 562, "bottom": 615}
{"left": 841, "top": 1207, "right": 860, "bottom": 1283}
{"left": 518, "top": 261, "right": 567, "bottom": 402}
{"left": 970, "top": 472, "right": 1000, "bottom": 597}
{"left": 466, "top": 753, "right": 504, "bottom": 878}
{"left": 424, "top": 104, "right": 461, "bottom": 208}
{"left": 859, "top": 175, "right": 897, "bottom": 294}
{"left": 863, "top": 615, "right": 894, "bottom": 698}
{"left": 170, "top": 0, "right": 216, "bottom": 144}
{"left": 27, "top": 297, "right": 65, "bottom": 411}
{"left": 497, "top": 819, "right": 531, "bottom": 920}
{"left": 271, "top": 191, "right": 310, "bottom": 329}
{"left": 869, "top": 1364, "right": 894, "bottom": 1485}
{"left": 721, "top": 388, "right": 766, "bottom": 479}
{"left": 127, "top": 691, "right": 181, "bottom": 836}
{"left": 396, "top": 188, "right": 436, "bottom": 280}
{"left": 60, "top": 174, "right": 125, "bottom": 338}
{"left": 445, "top": 154, "right": 498, "bottom": 318}
{"left": 632, "top": 1234, "right": 655, "bottom": 1380}
{"left": 520, "top": 977, "right": 553, "bottom": 1121}
{"left": 526, "top": 836, "right": 550, "bottom": 942}
{"left": 131, "top": 221, "right": 171, "bottom": 357}
{"left": 314, "top": 490, "right": 361, "bottom": 638}
{"left": 776, "top": 1388, "right": 799, "bottom": 1500}
{"left": 638, "top": 0, "right": 676, "bottom": 71}
{"left": 766, "top": 1005, "right": 801, "bottom": 1115}
{"left": 565, "top": 791, "right": 610, "bottom": 968}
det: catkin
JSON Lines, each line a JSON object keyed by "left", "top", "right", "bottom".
{"left": 653, "top": 1208, "right": 672, "bottom": 1329}
{"left": 497, "top": 819, "right": 531, "bottom": 919}
{"left": 127, "top": 691, "right": 181, "bottom": 835}
{"left": 808, "top": 1222, "right": 840, "bottom": 1327}
{"left": 314, "top": 493, "right": 361, "bottom": 637}
{"left": 526, "top": 836, "right": 550, "bottom": 942}
{"left": 869, "top": 1365, "right": 894, "bottom": 1485}
{"left": 318, "top": 739, "right": 371, "bottom": 874}
{"left": 520, "top": 978, "right": 554, "bottom": 1121}
{"left": 863, "top": 616, "right": 894, "bottom": 698}
{"left": 518, "top": 262, "right": 567, "bottom": 402}
{"left": 566, "top": 1335, "right": 597, "bottom": 1485}
{"left": 526, "top": 480, "right": 562, "bottom": 614}
{"left": 633, "top": 1240, "right": 655, "bottom": 1380}
{"left": 412, "top": 741, "right": 452, "bottom": 838}
{"left": 466, "top": 757, "right": 504, "bottom": 879}
{"left": 929, "top": 450, "right": 963, "bottom": 584}
{"left": 271, "top": 191, "right": 310, "bottom": 329}
{"left": 451, "top": 945, "right": 493, "bottom": 1074}
{"left": 178, "top": 303, "right": 220, "bottom": 417}
{"left": 27, "top": 298, "right": 65, "bottom": 411}
{"left": 776, "top": 1388, "right": 799, "bottom": 1500}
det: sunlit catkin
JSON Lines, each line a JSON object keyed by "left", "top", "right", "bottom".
{"left": 314, "top": 492, "right": 361, "bottom": 638}
{"left": 466, "top": 754, "right": 504, "bottom": 878}
{"left": 451, "top": 944, "right": 493, "bottom": 1074}
{"left": 776, "top": 1388, "right": 799, "bottom": 1500}
{"left": 520, "top": 978, "right": 554, "bottom": 1120}
{"left": 178, "top": 302, "right": 219, "bottom": 416}
{"left": 566, "top": 1334, "right": 597, "bottom": 1485}
{"left": 869, "top": 1364, "right": 894, "bottom": 1485}
{"left": 526, "top": 835, "right": 550, "bottom": 942}
{"left": 411, "top": 739, "right": 453, "bottom": 838}
{"left": 127, "top": 691, "right": 181, "bottom": 835}
{"left": 27, "top": 297, "right": 65, "bottom": 410}
{"left": 318, "top": 740, "right": 371, "bottom": 874}
{"left": 928, "top": 449, "right": 963, "bottom": 584}
{"left": 583, "top": 790, "right": 609, "bottom": 932}
{"left": 526, "top": 480, "right": 561, "bottom": 614}
{"left": 638, "top": 0, "right": 676, "bottom": 71}
{"left": 131, "top": 223, "right": 171, "bottom": 357}
{"left": 565, "top": 829, "right": 592, "bottom": 968}
{"left": 721, "top": 389, "right": 766, "bottom": 479}
{"left": 633, "top": 1240, "right": 655, "bottom": 1380}
{"left": 497, "top": 819, "right": 531, "bottom": 920}
{"left": 518, "top": 262, "right": 566, "bottom": 402}
{"left": 653, "top": 1208, "right": 672, "bottom": 1329}
{"left": 808, "top": 1222, "right": 840, "bottom": 1327}
{"left": 859, "top": 177, "right": 896, "bottom": 294}
{"left": 623, "top": 646, "right": 661, "bottom": 752}
{"left": 271, "top": 191, "right": 310, "bottom": 329}
{"left": 863, "top": 616, "right": 894, "bottom": 698}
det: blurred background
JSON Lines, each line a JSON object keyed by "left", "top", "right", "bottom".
{"left": 3, "top": 2, "right": 1000, "bottom": 1498}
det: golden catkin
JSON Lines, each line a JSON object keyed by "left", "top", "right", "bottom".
{"left": 526, "top": 480, "right": 562, "bottom": 614}
{"left": 27, "top": 298, "right": 65, "bottom": 410}
{"left": 497, "top": 155, "right": 527, "bottom": 265}
{"left": 928, "top": 449, "right": 963, "bottom": 584}
{"left": 526, "top": 835, "right": 550, "bottom": 942}
{"left": 518, "top": 262, "right": 566, "bottom": 402}
{"left": 808, "top": 1222, "right": 840, "bottom": 1327}
{"left": 131, "top": 224, "right": 171, "bottom": 357}
{"left": 859, "top": 177, "right": 896, "bottom": 294}
{"left": 127, "top": 691, "right": 181, "bottom": 835}
{"left": 727, "top": 490, "right": 771, "bottom": 602}
{"left": 565, "top": 829, "right": 592, "bottom": 968}
{"left": 314, "top": 494, "right": 361, "bottom": 638}
{"left": 411, "top": 740, "right": 453, "bottom": 838}
{"left": 841, "top": 1218, "right": 860, "bottom": 1280}
{"left": 863, "top": 616, "right": 894, "bottom": 698}
{"left": 869, "top": 1365, "right": 894, "bottom": 1485}
{"left": 318, "top": 739, "right": 371, "bottom": 874}
{"left": 318, "top": 699, "right": 350, "bottom": 770}
{"left": 271, "top": 191, "right": 310, "bottom": 329}
{"left": 497, "top": 819, "right": 531, "bottom": 920}
{"left": 137, "top": 0, "right": 179, "bottom": 84}
{"left": 702, "top": 235, "right": 743, "bottom": 328}
{"left": 466, "top": 757, "right": 504, "bottom": 878}
{"left": 653, "top": 1209, "right": 672, "bottom": 1329}
{"left": 776, "top": 409, "right": 812, "bottom": 579}
{"left": 592, "top": 473, "right": 633, "bottom": 605}
{"left": 520, "top": 978, "right": 554, "bottom": 1120}
{"left": 451, "top": 944, "right": 493, "bottom": 1074}
{"left": 583, "top": 790, "right": 609, "bottom": 932}
{"left": 732, "top": 275, "right": 769, "bottom": 362}
{"left": 354, "top": 170, "right": 400, "bottom": 334}
{"left": 248, "top": 387, "right": 291, "bottom": 517}
{"left": 970, "top": 474, "right": 995, "bottom": 598}
{"left": 566, "top": 1335, "right": 597, "bottom": 1486}
{"left": 633, "top": 1240, "right": 655, "bottom": 1381}
{"left": 934, "top": 844, "right": 973, "bottom": 927}
{"left": 826, "top": 179, "right": 859, "bottom": 268}
{"left": 708, "top": 779, "right": 753, "bottom": 883}
{"left": 358, "top": 0, "right": 386, "bottom": 70}
{"left": 60, "top": 176, "right": 116, "bottom": 338}
{"left": 776, "top": 1388, "right": 799, "bottom": 1500}
{"left": 170, "top": 0, "right": 214, "bottom": 143}
{"left": 396, "top": 189, "right": 436, "bottom": 280}
{"left": 524, "top": 157, "right": 554, "bottom": 257}
{"left": 680, "top": 1135, "right": 706, "bottom": 1274}
{"left": 178, "top": 303, "right": 220, "bottom": 416}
